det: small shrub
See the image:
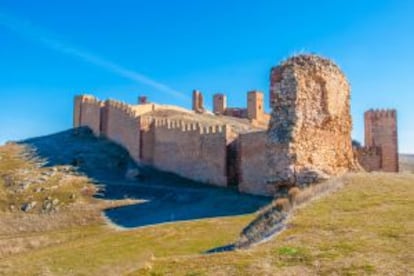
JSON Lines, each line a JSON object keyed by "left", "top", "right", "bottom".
{"left": 288, "top": 187, "right": 301, "bottom": 204}
{"left": 274, "top": 198, "right": 291, "bottom": 212}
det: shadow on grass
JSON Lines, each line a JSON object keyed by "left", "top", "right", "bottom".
{"left": 19, "top": 127, "right": 271, "bottom": 228}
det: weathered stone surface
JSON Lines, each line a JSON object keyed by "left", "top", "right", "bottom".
{"left": 267, "top": 54, "right": 358, "bottom": 188}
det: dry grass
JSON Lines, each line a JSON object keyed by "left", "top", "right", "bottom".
{"left": 135, "top": 173, "right": 414, "bottom": 275}
{"left": 288, "top": 187, "right": 300, "bottom": 204}
{"left": 1, "top": 143, "right": 413, "bottom": 275}
{"left": 274, "top": 197, "right": 291, "bottom": 211}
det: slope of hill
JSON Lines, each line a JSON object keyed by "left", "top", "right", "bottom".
{"left": 135, "top": 173, "right": 414, "bottom": 275}
{"left": 0, "top": 129, "right": 412, "bottom": 275}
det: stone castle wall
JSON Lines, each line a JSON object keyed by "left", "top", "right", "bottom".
{"left": 151, "top": 119, "right": 229, "bottom": 186}
{"left": 238, "top": 131, "right": 269, "bottom": 195}
{"left": 102, "top": 100, "right": 141, "bottom": 163}
{"left": 356, "top": 146, "right": 382, "bottom": 172}
{"left": 74, "top": 95, "right": 230, "bottom": 186}
{"left": 139, "top": 117, "right": 155, "bottom": 164}
{"left": 73, "top": 54, "right": 399, "bottom": 196}
{"left": 74, "top": 95, "right": 102, "bottom": 136}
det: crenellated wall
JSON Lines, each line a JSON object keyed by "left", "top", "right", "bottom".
{"left": 151, "top": 118, "right": 229, "bottom": 186}
{"left": 74, "top": 95, "right": 103, "bottom": 136}
{"left": 73, "top": 94, "right": 232, "bottom": 186}
{"left": 101, "top": 100, "right": 141, "bottom": 162}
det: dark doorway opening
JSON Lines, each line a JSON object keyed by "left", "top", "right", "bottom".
{"left": 226, "top": 140, "right": 239, "bottom": 186}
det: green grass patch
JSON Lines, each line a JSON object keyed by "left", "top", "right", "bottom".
{"left": 1, "top": 144, "right": 413, "bottom": 275}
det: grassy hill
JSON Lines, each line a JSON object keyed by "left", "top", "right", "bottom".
{"left": 0, "top": 134, "right": 413, "bottom": 275}
{"left": 400, "top": 154, "right": 414, "bottom": 173}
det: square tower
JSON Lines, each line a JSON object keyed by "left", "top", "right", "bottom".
{"left": 213, "top": 93, "right": 227, "bottom": 115}
{"left": 192, "top": 90, "right": 204, "bottom": 113}
{"left": 364, "top": 109, "right": 399, "bottom": 172}
{"left": 247, "top": 90, "right": 264, "bottom": 121}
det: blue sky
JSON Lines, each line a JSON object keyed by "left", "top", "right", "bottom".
{"left": 0, "top": 1, "right": 413, "bottom": 153}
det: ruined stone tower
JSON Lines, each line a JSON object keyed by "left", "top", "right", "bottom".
{"left": 213, "top": 93, "right": 227, "bottom": 115}
{"left": 247, "top": 90, "right": 264, "bottom": 121}
{"left": 267, "top": 55, "right": 357, "bottom": 188}
{"left": 192, "top": 90, "right": 204, "bottom": 113}
{"left": 364, "top": 109, "right": 399, "bottom": 172}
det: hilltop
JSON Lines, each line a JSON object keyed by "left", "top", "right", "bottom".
{"left": 0, "top": 130, "right": 413, "bottom": 274}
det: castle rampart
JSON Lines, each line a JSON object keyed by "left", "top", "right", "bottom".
{"left": 73, "top": 54, "right": 400, "bottom": 196}
{"left": 238, "top": 131, "right": 269, "bottom": 195}
{"left": 74, "top": 95, "right": 103, "bottom": 136}
{"left": 102, "top": 99, "right": 141, "bottom": 163}
{"left": 151, "top": 119, "right": 230, "bottom": 186}
{"left": 74, "top": 95, "right": 232, "bottom": 186}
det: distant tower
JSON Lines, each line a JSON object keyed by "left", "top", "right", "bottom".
{"left": 213, "top": 93, "right": 227, "bottom": 115}
{"left": 364, "top": 109, "right": 399, "bottom": 172}
{"left": 247, "top": 90, "right": 264, "bottom": 121}
{"left": 138, "top": 96, "right": 148, "bottom": 104}
{"left": 192, "top": 90, "right": 204, "bottom": 113}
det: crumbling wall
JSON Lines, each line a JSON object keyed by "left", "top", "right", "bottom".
{"left": 152, "top": 119, "right": 229, "bottom": 186}
{"left": 364, "top": 109, "right": 399, "bottom": 172}
{"left": 239, "top": 131, "right": 269, "bottom": 195}
{"left": 73, "top": 95, "right": 103, "bottom": 136}
{"left": 192, "top": 90, "right": 204, "bottom": 113}
{"left": 267, "top": 54, "right": 357, "bottom": 188}
{"left": 213, "top": 93, "right": 227, "bottom": 115}
{"left": 103, "top": 100, "right": 141, "bottom": 162}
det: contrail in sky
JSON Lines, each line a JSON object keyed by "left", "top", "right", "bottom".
{"left": 0, "top": 11, "right": 189, "bottom": 101}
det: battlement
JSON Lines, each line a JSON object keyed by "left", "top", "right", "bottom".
{"left": 76, "top": 94, "right": 102, "bottom": 104}
{"left": 153, "top": 118, "right": 227, "bottom": 135}
{"left": 105, "top": 99, "right": 139, "bottom": 118}
{"left": 74, "top": 95, "right": 104, "bottom": 135}
{"left": 365, "top": 109, "right": 397, "bottom": 119}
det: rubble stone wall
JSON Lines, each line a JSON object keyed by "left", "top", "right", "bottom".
{"left": 267, "top": 55, "right": 357, "bottom": 188}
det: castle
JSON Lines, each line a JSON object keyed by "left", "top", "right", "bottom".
{"left": 73, "top": 55, "right": 399, "bottom": 196}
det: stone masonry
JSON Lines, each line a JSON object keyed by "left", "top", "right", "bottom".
{"left": 74, "top": 54, "right": 399, "bottom": 196}
{"left": 192, "top": 90, "right": 204, "bottom": 113}
{"left": 212, "top": 91, "right": 270, "bottom": 127}
{"left": 357, "top": 109, "right": 399, "bottom": 172}
{"left": 266, "top": 55, "right": 358, "bottom": 189}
